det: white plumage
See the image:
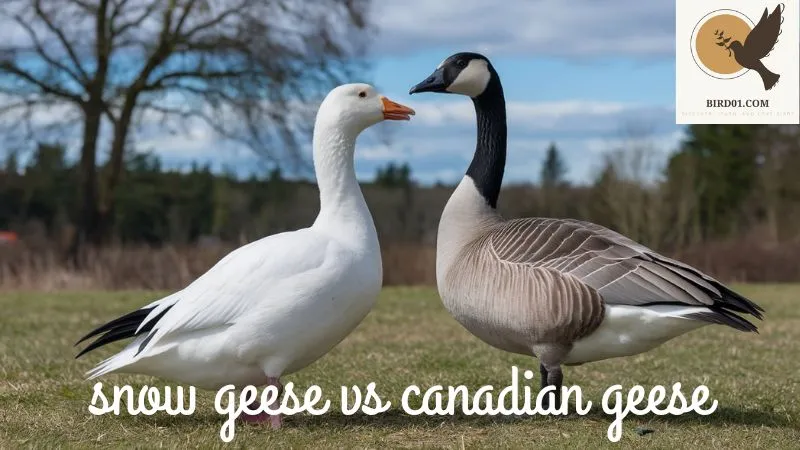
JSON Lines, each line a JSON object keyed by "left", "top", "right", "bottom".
{"left": 85, "top": 229, "right": 380, "bottom": 386}
{"left": 76, "top": 83, "right": 415, "bottom": 427}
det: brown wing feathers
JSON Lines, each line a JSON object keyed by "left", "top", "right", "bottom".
{"left": 489, "top": 218, "right": 763, "bottom": 331}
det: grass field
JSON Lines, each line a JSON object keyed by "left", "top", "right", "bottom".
{"left": 1, "top": 285, "right": 799, "bottom": 448}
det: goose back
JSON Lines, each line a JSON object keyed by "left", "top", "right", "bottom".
{"left": 440, "top": 216, "right": 763, "bottom": 355}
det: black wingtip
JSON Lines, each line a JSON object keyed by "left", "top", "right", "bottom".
{"left": 685, "top": 308, "right": 759, "bottom": 333}
{"left": 651, "top": 257, "right": 765, "bottom": 320}
{"left": 75, "top": 305, "right": 173, "bottom": 358}
{"left": 135, "top": 331, "right": 157, "bottom": 357}
{"left": 75, "top": 308, "right": 154, "bottom": 346}
{"left": 718, "top": 286, "right": 765, "bottom": 320}
{"left": 75, "top": 324, "right": 139, "bottom": 359}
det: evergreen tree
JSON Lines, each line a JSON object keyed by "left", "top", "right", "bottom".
{"left": 375, "top": 162, "right": 412, "bottom": 188}
{"left": 3, "top": 151, "right": 19, "bottom": 174}
{"left": 540, "top": 143, "right": 568, "bottom": 188}
{"left": 669, "top": 125, "right": 763, "bottom": 237}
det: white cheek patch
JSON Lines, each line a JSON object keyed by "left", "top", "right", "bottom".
{"left": 446, "top": 59, "right": 491, "bottom": 97}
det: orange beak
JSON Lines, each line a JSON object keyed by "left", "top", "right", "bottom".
{"left": 381, "top": 96, "right": 415, "bottom": 121}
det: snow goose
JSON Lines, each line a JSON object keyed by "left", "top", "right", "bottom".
{"left": 75, "top": 83, "right": 415, "bottom": 428}
{"left": 409, "top": 52, "right": 764, "bottom": 405}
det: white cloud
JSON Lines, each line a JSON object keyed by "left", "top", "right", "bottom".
{"left": 582, "top": 128, "right": 686, "bottom": 154}
{"left": 391, "top": 97, "right": 676, "bottom": 140}
{"left": 136, "top": 132, "right": 215, "bottom": 155}
{"left": 422, "top": 168, "right": 462, "bottom": 182}
{"left": 356, "top": 144, "right": 402, "bottom": 161}
{"left": 397, "top": 132, "right": 682, "bottom": 185}
{"left": 405, "top": 99, "right": 656, "bottom": 129}
{"left": 0, "top": 94, "right": 81, "bottom": 127}
{"left": 372, "top": 0, "right": 675, "bottom": 58}
{"left": 356, "top": 98, "right": 682, "bottom": 185}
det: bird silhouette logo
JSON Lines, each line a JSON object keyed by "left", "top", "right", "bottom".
{"left": 690, "top": 4, "right": 784, "bottom": 90}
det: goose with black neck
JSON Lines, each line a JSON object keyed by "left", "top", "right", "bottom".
{"left": 409, "top": 52, "right": 764, "bottom": 408}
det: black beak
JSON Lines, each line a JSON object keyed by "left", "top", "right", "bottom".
{"left": 409, "top": 68, "right": 447, "bottom": 95}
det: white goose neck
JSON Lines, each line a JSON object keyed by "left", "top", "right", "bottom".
{"left": 311, "top": 121, "right": 371, "bottom": 231}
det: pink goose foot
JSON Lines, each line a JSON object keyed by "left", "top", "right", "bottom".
{"left": 238, "top": 377, "right": 283, "bottom": 429}
{"left": 240, "top": 402, "right": 283, "bottom": 428}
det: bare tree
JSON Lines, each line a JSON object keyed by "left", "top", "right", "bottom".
{"left": 757, "top": 137, "right": 781, "bottom": 243}
{"left": 664, "top": 150, "right": 702, "bottom": 249}
{"left": 595, "top": 122, "right": 668, "bottom": 248}
{"left": 756, "top": 125, "right": 800, "bottom": 243}
{"left": 0, "top": 0, "right": 371, "bottom": 254}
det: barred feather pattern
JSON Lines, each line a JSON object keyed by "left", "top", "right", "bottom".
{"left": 441, "top": 217, "right": 763, "bottom": 355}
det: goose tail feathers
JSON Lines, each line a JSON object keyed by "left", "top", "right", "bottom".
{"left": 683, "top": 308, "right": 759, "bottom": 333}
{"left": 84, "top": 337, "right": 147, "bottom": 379}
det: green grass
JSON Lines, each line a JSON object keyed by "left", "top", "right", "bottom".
{"left": 1, "top": 286, "right": 799, "bottom": 448}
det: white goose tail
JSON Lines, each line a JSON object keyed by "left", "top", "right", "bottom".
{"left": 76, "top": 295, "right": 178, "bottom": 379}
{"left": 85, "top": 336, "right": 149, "bottom": 379}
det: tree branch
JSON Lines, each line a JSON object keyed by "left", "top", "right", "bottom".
{"left": 178, "top": 0, "right": 249, "bottom": 40}
{"left": 63, "top": 0, "right": 98, "bottom": 14}
{"left": 8, "top": 14, "right": 87, "bottom": 89}
{"left": 109, "top": 0, "right": 131, "bottom": 24}
{"left": 144, "top": 69, "right": 254, "bottom": 90}
{"left": 111, "top": 2, "right": 159, "bottom": 38}
{"left": 32, "top": 0, "right": 91, "bottom": 83}
{"left": 0, "top": 62, "right": 83, "bottom": 103}
{"left": 173, "top": 0, "right": 200, "bottom": 35}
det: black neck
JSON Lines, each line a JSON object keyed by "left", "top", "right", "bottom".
{"left": 465, "top": 74, "right": 506, "bottom": 209}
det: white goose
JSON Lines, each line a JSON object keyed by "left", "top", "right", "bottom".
{"left": 76, "top": 83, "right": 415, "bottom": 428}
{"left": 409, "top": 52, "right": 764, "bottom": 405}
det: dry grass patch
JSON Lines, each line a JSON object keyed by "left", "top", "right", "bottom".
{"left": 0, "top": 285, "right": 798, "bottom": 448}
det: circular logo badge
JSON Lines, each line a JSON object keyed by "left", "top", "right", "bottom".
{"left": 690, "top": 9, "right": 755, "bottom": 79}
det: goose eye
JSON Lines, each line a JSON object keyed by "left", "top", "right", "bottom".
{"left": 456, "top": 59, "right": 466, "bottom": 68}
{"left": 358, "top": 91, "right": 366, "bottom": 98}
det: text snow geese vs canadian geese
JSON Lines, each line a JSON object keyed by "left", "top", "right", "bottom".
{"left": 409, "top": 52, "right": 764, "bottom": 405}
{"left": 75, "top": 84, "right": 415, "bottom": 428}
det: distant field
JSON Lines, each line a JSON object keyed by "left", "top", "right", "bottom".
{"left": 1, "top": 286, "right": 798, "bottom": 449}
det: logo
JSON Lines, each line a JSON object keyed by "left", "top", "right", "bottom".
{"left": 691, "top": 6, "right": 782, "bottom": 89}
{"left": 676, "top": 0, "right": 799, "bottom": 124}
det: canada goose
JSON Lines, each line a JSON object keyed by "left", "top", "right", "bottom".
{"left": 409, "top": 52, "right": 764, "bottom": 405}
{"left": 75, "top": 83, "right": 415, "bottom": 428}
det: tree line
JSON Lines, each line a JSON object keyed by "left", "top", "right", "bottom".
{"left": 2, "top": 1, "right": 800, "bottom": 284}
{"left": 3, "top": 124, "right": 800, "bottom": 253}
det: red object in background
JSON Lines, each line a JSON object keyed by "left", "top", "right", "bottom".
{"left": 0, "top": 231, "right": 18, "bottom": 243}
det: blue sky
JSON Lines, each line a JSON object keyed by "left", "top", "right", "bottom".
{"left": 362, "top": 54, "right": 680, "bottom": 184}
{"left": 353, "top": 0, "right": 683, "bottom": 185}
{"left": 1, "top": 0, "right": 685, "bottom": 185}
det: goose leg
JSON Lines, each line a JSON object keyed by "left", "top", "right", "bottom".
{"left": 533, "top": 344, "right": 570, "bottom": 410}
{"left": 240, "top": 377, "right": 283, "bottom": 429}
{"left": 266, "top": 377, "right": 283, "bottom": 429}
{"left": 539, "top": 363, "right": 549, "bottom": 390}
{"left": 538, "top": 363, "right": 563, "bottom": 409}
{"left": 539, "top": 363, "right": 554, "bottom": 409}
{"left": 545, "top": 365, "right": 563, "bottom": 408}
